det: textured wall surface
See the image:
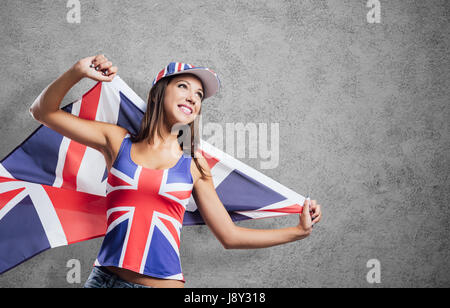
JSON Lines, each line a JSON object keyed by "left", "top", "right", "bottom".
{"left": 0, "top": 0, "right": 449, "bottom": 288}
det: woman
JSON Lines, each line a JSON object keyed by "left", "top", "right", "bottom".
{"left": 30, "top": 54, "right": 322, "bottom": 288}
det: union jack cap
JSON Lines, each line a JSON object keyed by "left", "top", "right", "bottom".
{"left": 152, "top": 62, "right": 220, "bottom": 99}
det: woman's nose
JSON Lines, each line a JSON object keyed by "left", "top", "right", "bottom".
{"left": 186, "top": 92, "right": 197, "bottom": 104}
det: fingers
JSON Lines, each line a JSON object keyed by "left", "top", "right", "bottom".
{"left": 90, "top": 55, "right": 109, "bottom": 72}
{"left": 105, "top": 67, "right": 118, "bottom": 80}
{"left": 96, "top": 61, "right": 113, "bottom": 72}
{"left": 90, "top": 54, "right": 107, "bottom": 68}
{"left": 302, "top": 198, "right": 311, "bottom": 216}
{"left": 89, "top": 54, "right": 118, "bottom": 81}
{"left": 310, "top": 200, "right": 322, "bottom": 224}
{"left": 300, "top": 197, "right": 322, "bottom": 234}
{"left": 301, "top": 198, "right": 312, "bottom": 224}
{"left": 101, "top": 65, "right": 118, "bottom": 78}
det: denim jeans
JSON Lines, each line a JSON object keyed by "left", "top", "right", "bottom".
{"left": 84, "top": 266, "right": 153, "bottom": 288}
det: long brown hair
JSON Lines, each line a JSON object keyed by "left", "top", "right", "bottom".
{"left": 130, "top": 74, "right": 210, "bottom": 179}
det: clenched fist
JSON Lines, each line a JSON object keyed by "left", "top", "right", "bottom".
{"left": 72, "top": 54, "right": 118, "bottom": 82}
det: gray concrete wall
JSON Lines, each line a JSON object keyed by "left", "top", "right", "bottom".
{"left": 0, "top": 0, "right": 448, "bottom": 288}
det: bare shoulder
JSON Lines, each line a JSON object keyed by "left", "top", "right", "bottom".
{"left": 103, "top": 125, "right": 129, "bottom": 168}
{"left": 104, "top": 125, "right": 129, "bottom": 149}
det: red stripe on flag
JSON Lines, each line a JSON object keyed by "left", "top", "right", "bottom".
{"left": 0, "top": 177, "right": 107, "bottom": 244}
{"left": 107, "top": 211, "right": 129, "bottom": 226}
{"left": 198, "top": 150, "right": 219, "bottom": 169}
{"left": 43, "top": 185, "right": 107, "bottom": 244}
{"left": 0, "top": 187, "right": 25, "bottom": 211}
{"left": 107, "top": 173, "right": 133, "bottom": 188}
{"left": 61, "top": 142, "right": 86, "bottom": 190}
{"left": 61, "top": 82, "right": 102, "bottom": 190}
{"left": 261, "top": 204, "right": 302, "bottom": 214}
{"left": 165, "top": 190, "right": 192, "bottom": 200}
{"left": 0, "top": 177, "right": 20, "bottom": 184}
{"left": 159, "top": 217, "right": 180, "bottom": 248}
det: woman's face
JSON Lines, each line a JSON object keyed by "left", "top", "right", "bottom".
{"left": 163, "top": 74, "right": 204, "bottom": 126}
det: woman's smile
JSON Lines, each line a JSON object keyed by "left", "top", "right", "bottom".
{"left": 178, "top": 104, "right": 193, "bottom": 115}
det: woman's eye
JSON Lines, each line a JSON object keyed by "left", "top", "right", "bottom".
{"left": 178, "top": 83, "right": 203, "bottom": 99}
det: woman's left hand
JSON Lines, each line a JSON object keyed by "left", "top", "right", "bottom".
{"left": 297, "top": 199, "right": 322, "bottom": 236}
{"left": 309, "top": 200, "right": 322, "bottom": 226}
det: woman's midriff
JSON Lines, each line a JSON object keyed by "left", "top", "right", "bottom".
{"left": 105, "top": 266, "right": 185, "bottom": 288}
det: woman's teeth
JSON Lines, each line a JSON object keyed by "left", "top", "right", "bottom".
{"left": 179, "top": 105, "right": 192, "bottom": 115}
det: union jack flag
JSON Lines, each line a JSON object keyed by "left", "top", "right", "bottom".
{"left": 0, "top": 76, "right": 305, "bottom": 274}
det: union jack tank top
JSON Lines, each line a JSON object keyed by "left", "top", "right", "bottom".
{"left": 94, "top": 134, "right": 193, "bottom": 282}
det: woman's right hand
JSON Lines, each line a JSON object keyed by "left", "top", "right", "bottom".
{"left": 72, "top": 54, "right": 118, "bottom": 82}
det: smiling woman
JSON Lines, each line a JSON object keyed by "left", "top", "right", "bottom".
{"left": 129, "top": 71, "right": 210, "bottom": 179}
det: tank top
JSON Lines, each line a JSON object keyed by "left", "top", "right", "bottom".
{"left": 94, "top": 134, "right": 193, "bottom": 282}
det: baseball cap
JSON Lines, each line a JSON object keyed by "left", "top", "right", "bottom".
{"left": 151, "top": 62, "right": 220, "bottom": 99}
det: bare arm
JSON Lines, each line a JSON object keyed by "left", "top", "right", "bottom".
{"left": 192, "top": 156, "right": 322, "bottom": 250}
{"left": 29, "top": 55, "right": 125, "bottom": 160}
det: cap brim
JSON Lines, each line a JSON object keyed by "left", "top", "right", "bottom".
{"left": 168, "top": 68, "right": 220, "bottom": 99}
